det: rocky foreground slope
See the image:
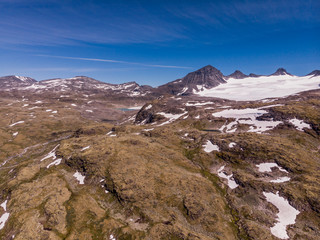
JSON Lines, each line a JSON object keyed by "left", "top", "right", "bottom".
{"left": 0, "top": 67, "right": 320, "bottom": 240}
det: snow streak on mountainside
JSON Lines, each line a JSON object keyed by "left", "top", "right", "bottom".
{"left": 195, "top": 74, "right": 320, "bottom": 101}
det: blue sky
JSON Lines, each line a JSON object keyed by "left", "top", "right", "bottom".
{"left": 0, "top": 0, "right": 319, "bottom": 86}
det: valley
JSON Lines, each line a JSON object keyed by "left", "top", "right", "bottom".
{"left": 0, "top": 66, "right": 320, "bottom": 240}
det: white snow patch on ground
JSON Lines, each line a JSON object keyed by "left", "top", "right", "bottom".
{"left": 81, "top": 146, "right": 90, "bottom": 151}
{"left": 40, "top": 145, "right": 60, "bottom": 162}
{"left": 1, "top": 200, "right": 7, "bottom": 212}
{"left": 41, "top": 145, "right": 62, "bottom": 168}
{"left": 143, "top": 128, "right": 154, "bottom": 131}
{"left": 263, "top": 191, "right": 300, "bottom": 239}
{"left": 213, "top": 107, "right": 283, "bottom": 133}
{"left": 256, "top": 163, "right": 288, "bottom": 173}
{"left": 289, "top": 118, "right": 311, "bottom": 131}
{"left": 86, "top": 110, "right": 93, "bottom": 113}
{"left": 157, "top": 112, "right": 187, "bottom": 126}
{"left": 52, "top": 110, "right": 58, "bottom": 114}
{"left": 109, "top": 234, "right": 116, "bottom": 240}
{"left": 270, "top": 177, "right": 291, "bottom": 183}
{"left": 185, "top": 101, "right": 212, "bottom": 106}
{"left": 46, "top": 158, "right": 62, "bottom": 168}
{"left": 46, "top": 109, "right": 52, "bottom": 112}
{"left": 73, "top": 171, "right": 85, "bottom": 184}
{"left": 217, "top": 166, "right": 238, "bottom": 189}
{"left": 12, "top": 132, "right": 18, "bottom": 137}
{"left": 145, "top": 104, "right": 152, "bottom": 110}
{"left": 258, "top": 104, "right": 284, "bottom": 109}
{"left": 178, "top": 87, "right": 188, "bottom": 95}
{"left": 196, "top": 75, "right": 320, "bottom": 101}
{"left": 203, "top": 140, "right": 220, "bottom": 153}
{"left": 9, "top": 121, "right": 24, "bottom": 127}
{"left": 229, "top": 142, "right": 236, "bottom": 148}
{"left": 71, "top": 104, "right": 77, "bottom": 107}
{"left": 0, "top": 200, "right": 9, "bottom": 230}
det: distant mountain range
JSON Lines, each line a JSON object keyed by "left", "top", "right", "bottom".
{"left": 1, "top": 66, "right": 319, "bottom": 100}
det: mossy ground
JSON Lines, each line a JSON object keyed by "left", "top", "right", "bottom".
{"left": 0, "top": 91, "right": 320, "bottom": 239}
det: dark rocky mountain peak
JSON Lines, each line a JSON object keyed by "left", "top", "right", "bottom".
{"left": 0, "top": 75, "right": 37, "bottom": 88}
{"left": 156, "top": 65, "right": 226, "bottom": 95}
{"left": 183, "top": 65, "right": 225, "bottom": 85}
{"left": 270, "top": 68, "right": 292, "bottom": 76}
{"left": 227, "top": 70, "right": 248, "bottom": 79}
{"left": 306, "top": 70, "right": 320, "bottom": 77}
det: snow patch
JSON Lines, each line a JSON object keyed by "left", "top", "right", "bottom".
{"left": 228, "top": 142, "right": 236, "bottom": 148}
{"left": 203, "top": 140, "right": 220, "bottom": 153}
{"left": 46, "top": 158, "right": 62, "bottom": 168}
{"left": 81, "top": 146, "right": 90, "bottom": 151}
{"left": 0, "top": 200, "right": 9, "bottom": 230}
{"left": 178, "top": 87, "right": 188, "bottom": 95}
{"left": 73, "top": 171, "right": 85, "bottom": 184}
{"left": 263, "top": 191, "right": 300, "bottom": 239}
{"left": 270, "top": 177, "right": 291, "bottom": 183}
{"left": 157, "top": 112, "right": 187, "bottom": 126}
{"left": 15, "top": 76, "right": 29, "bottom": 82}
{"left": 145, "top": 104, "right": 152, "bottom": 110}
{"left": 9, "top": 121, "right": 24, "bottom": 127}
{"left": 289, "top": 118, "right": 311, "bottom": 131}
{"left": 256, "top": 163, "right": 288, "bottom": 173}
{"left": 217, "top": 166, "right": 238, "bottom": 189}
{"left": 213, "top": 107, "right": 282, "bottom": 133}
{"left": 185, "top": 101, "right": 212, "bottom": 106}
{"left": 40, "top": 145, "right": 60, "bottom": 162}
{"left": 12, "top": 132, "right": 18, "bottom": 137}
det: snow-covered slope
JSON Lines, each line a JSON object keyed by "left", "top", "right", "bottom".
{"left": 195, "top": 73, "right": 320, "bottom": 101}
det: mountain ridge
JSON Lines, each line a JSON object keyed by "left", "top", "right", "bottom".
{"left": 1, "top": 67, "right": 319, "bottom": 99}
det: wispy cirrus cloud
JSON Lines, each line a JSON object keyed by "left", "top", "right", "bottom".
{"left": 0, "top": 0, "right": 185, "bottom": 46}
{"left": 35, "top": 54, "right": 191, "bottom": 69}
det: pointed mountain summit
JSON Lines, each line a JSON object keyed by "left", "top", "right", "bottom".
{"left": 270, "top": 68, "right": 292, "bottom": 76}
{"left": 306, "top": 70, "right": 320, "bottom": 77}
{"left": 227, "top": 70, "right": 248, "bottom": 79}
{"left": 156, "top": 65, "right": 226, "bottom": 95}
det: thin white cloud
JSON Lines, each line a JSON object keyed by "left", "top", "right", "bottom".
{"left": 35, "top": 54, "right": 191, "bottom": 69}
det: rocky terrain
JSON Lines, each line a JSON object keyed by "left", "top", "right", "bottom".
{"left": 0, "top": 66, "right": 320, "bottom": 240}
